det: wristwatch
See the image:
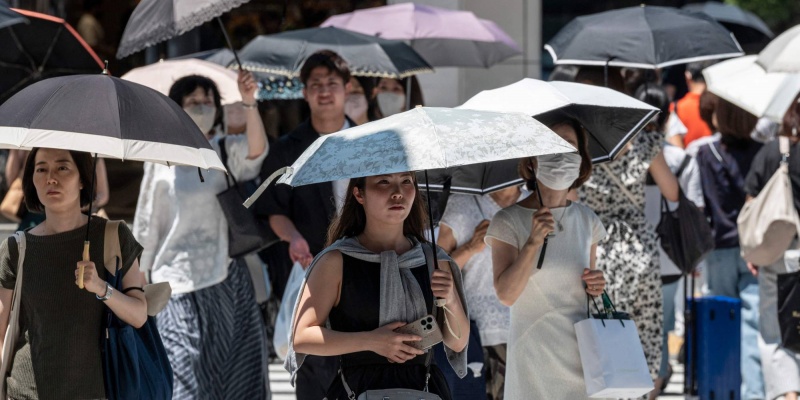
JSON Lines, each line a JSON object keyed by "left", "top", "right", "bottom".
{"left": 96, "top": 282, "right": 113, "bottom": 301}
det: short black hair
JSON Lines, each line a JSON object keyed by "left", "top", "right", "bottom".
{"left": 168, "top": 75, "right": 223, "bottom": 130}
{"left": 634, "top": 83, "right": 670, "bottom": 129}
{"left": 686, "top": 61, "right": 714, "bottom": 83}
{"left": 299, "top": 50, "right": 351, "bottom": 86}
{"left": 22, "top": 149, "right": 96, "bottom": 214}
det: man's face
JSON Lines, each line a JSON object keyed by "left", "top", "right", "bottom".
{"left": 303, "top": 66, "right": 349, "bottom": 120}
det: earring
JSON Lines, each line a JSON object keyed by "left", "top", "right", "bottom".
{"left": 793, "top": 126, "right": 798, "bottom": 137}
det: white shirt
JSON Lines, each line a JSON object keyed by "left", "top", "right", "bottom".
{"left": 133, "top": 134, "right": 268, "bottom": 294}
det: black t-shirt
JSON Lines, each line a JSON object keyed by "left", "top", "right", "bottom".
{"left": 744, "top": 138, "right": 800, "bottom": 213}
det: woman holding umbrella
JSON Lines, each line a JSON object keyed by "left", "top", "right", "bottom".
{"left": 133, "top": 71, "right": 269, "bottom": 399}
{"left": 0, "top": 148, "right": 147, "bottom": 400}
{"left": 486, "top": 117, "right": 608, "bottom": 399}
{"left": 289, "top": 172, "right": 469, "bottom": 399}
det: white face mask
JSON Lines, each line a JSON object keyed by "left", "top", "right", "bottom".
{"left": 535, "top": 152, "right": 582, "bottom": 190}
{"left": 377, "top": 92, "right": 406, "bottom": 117}
{"left": 184, "top": 104, "right": 217, "bottom": 134}
{"left": 344, "top": 94, "right": 368, "bottom": 121}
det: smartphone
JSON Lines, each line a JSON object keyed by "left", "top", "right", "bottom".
{"left": 394, "top": 314, "right": 443, "bottom": 351}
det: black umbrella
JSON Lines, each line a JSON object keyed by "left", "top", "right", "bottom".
{"left": 0, "top": 8, "right": 103, "bottom": 102}
{"left": 0, "top": 73, "right": 225, "bottom": 287}
{"left": 545, "top": 5, "right": 743, "bottom": 69}
{"left": 116, "top": 0, "right": 249, "bottom": 67}
{"left": 418, "top": 160, "right": 522, "bottom": 195}
{"left": 0, "top": 0, "right": 25, "bottom": 30}
{"left": 682, "top": 2, "right": 774, "bottom": 45}
{"left": 238, "top": 27, "right": 434, "bottom": 79}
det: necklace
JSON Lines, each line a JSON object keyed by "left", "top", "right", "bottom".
{"left": 554, "top": 206, "right": 568, "bottom": 232}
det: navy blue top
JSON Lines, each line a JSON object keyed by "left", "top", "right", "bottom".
{"left": 695, "top": 137, "right": 763, "bottom": 248}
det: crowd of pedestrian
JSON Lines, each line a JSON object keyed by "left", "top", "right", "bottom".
{"left": 0, "top": 5, "right": 799, "bottom": 400}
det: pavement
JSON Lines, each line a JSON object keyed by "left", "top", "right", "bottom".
{"left": 268, "top": 361, "right": 690, "bottom": 400}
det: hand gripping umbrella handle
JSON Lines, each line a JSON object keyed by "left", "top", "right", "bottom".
{"left": 79, "top": 241, "right": 89, "bottom": 289}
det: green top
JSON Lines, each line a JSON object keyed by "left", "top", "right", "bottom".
{"left": 0, "top": 218, "right": 143, "bottom": 400}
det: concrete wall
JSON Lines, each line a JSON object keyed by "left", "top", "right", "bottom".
{"left": 389, "top": 0, "right": 542, "bottom": 107}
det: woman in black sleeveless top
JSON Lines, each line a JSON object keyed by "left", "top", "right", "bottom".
{"left": 290, "top": 172, "right": 470, "bottom": 399}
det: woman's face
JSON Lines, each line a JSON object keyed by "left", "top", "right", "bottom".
{"left": 354, "top": 172, "right": 416, "bottom": 226}
{"left": 32, "top": 148, "right": 83, "bottom": 212}
{"left": 374, "top": 78, "right": 404, "bottom": 96}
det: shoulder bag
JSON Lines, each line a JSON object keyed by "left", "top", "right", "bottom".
{"left": 737, "top": 136, "right": 800, "bottom": 266}
{"left": 101, "top": 220, "right": 173, "bottom": 400}
{"left": 0, "top": 231, "right": 26, "bottom": 398}
{"left": 336, "top": 242, "right": 443, "bottom": 400}
{"left": 216, "top": 137, "right": 279, "bottom": 258}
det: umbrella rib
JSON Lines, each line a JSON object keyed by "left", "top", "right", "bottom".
{"left": 38, "top": 24, "right": 64, "bottom": 72}
{"left": 0, "top": 60, "right": 31, "bottom": 71}
{"left": 8, "top": 26, "right": 38, "bottom": 72}
{"left": 418, "top": 108, "right": 447, "bottom": 169}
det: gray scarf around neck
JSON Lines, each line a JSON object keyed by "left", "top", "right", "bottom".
{"left": 284, "top": 236, "right": 469, "bottom": 383}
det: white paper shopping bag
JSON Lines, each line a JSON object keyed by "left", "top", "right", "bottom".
{"left": 574, "top": 317, "right": 654, "bottom": 398}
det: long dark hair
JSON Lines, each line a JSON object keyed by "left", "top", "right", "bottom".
{"left": 326, "top": 175, "right": 429, "bottom": 246}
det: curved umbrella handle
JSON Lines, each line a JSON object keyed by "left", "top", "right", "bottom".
{"left": 78, "top": 241, "right": 89, "bottom": 289}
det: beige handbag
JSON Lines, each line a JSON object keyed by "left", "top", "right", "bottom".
{"left": 738, "top": 136, "right": 800, "bottom": 266}
{"left": 0, "top": 178, "right": 24, "bottom": 223}
{"left": 1, "top": 231, "right": 26, "bottom": 398}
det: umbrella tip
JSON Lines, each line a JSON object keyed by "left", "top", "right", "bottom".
{"left": 102, "top": 60, "right": 109, "bottom": 75}
{"left": 640, "top": 3, "right": 645, "bottom": 7}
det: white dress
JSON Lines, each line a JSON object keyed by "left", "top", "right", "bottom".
{"left": 485, "top": 201, "right": 606, "bottom": 399}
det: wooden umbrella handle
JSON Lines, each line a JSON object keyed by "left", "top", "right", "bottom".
{"left": 79, "top": 241, "right": 89, "bottom": 289}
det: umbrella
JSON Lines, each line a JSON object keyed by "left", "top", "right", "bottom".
{"left": 545, "top": 5, "right": 743, "bottom": 69}
{"left": 682, "top": 2, "right": 773, "bottom": 44}
{"left": 238, "top": 27, "right": 433, "bottom": 79}
{"left": 121, "top": 58, "right": 243, "bottom": 105}
{"left": 757, "top": 25, "right": 800, "bottom": 73}
{"left": 321, "top": 3, "right": 521, "bottom": 68}
{"left": 0, "top": 0, "right": 26, "bottom": 30}
{"left": 0, "top": 74, "right": 224, "bottom": 171}
{"left": 704, "top": 55, "right": 800, "bottom": 122}
{"left": 459, "top": 79, "right": 659, "bottom": 163}
{"left": 0, "top": 73, "right": 225, "bottom": 287}
{"left": 419, "top": 160, "right": 522, "bottom": 195}
{"left": 116, "top": 0, "right": 248, "bottom": 66}
{"left": 243, "top": 106, "right": 575, "bottom": 275}
{"left": 0, "top": 8, "right": 103, "bottom": 102}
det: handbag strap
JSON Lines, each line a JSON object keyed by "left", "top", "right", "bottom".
{"left": 599, "top": 164, "right": 638, "bottom": 206}
{"left": 2, "top": 232, "right": 26, "bottom": 369}
{"left": 218, "top": 136, "right": 238, "bottom": 189}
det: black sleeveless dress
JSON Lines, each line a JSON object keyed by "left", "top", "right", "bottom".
{"left": 325, "top": 254, "right": 452, "bottom": 400}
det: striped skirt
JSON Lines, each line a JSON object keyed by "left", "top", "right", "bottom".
{"left": 157, "top": 260, "right": 270, "bottom": 400}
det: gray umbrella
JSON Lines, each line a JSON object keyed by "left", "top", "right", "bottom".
{"left": 238, "top": 27, "right": 433, "bottom": 79}
{"left": 682, "top": 2, "right": 773, "bottom": 45}
{"left": 116, "top": 0, "right": 249, "bottom": 63}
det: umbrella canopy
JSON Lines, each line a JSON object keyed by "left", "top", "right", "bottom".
{"left": 757, "top": 25, "right": 800, "bottom": 73}
{"left": 418, "top": 159, "right": 522, "bottom": 195}
{"left": 121, "top": 58, "right": 243, "bottom": 105}
{"left": 244, "top": 107, "right": 574, "bottom": 208}
{"left": 459, "top": 79, "right": 659, "bottom": 163}
{"left": 545, "top": 5, "right": 743, "bottom": 69}
{"left": 682, "top": 2, "right": 773, "bottom": 44}
{"left": 321, "top": 3, "right": 520, "bottom": 68}
{"left": 0, "top": 74, "right": 224, "bottom": 172}
{"left": 116, "top": 0, "right": 250, "bottom": 59}
{"left": 0, "top": 0, "right": 26, "bottom": 30}
{"left": 0, "top": 8, "right": 103, "bottom": 102}
{"left": 704, "top": 55, "right": 800, "bottom": 122}
{"left": 238, "top": 27, "right": 433, "bottom": 79}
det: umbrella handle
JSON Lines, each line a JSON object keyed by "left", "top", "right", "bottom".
{"left": 78, "top": 241, "right": 89, "bottom": 289}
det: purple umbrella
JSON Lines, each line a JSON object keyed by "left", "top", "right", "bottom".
{"left": 322, "top": 3, "right": 521, "bottom": 68}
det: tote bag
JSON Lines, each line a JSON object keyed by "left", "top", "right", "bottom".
{"left": 656, "top": 188, "right": 714, "bottom": 273}
{"left": 574, "top": 294, "right": 654, "bottom": 398}
{"left": 738, "top": 136, "right": 800, "bottom": 265}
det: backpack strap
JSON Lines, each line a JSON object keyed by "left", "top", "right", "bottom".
{"left": 675, "top": 155, "right": 692, "bottom": 178}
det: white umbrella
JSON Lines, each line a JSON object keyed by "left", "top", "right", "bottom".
{"left": 121, "top": 58, "right": 242, "bottom": 105}
{"left": 704, "top": 55, "right": 800, "bottom": 122}
{"left": 245, "top": 106, "right": 574, "bottom": 206}
{"left": 757, "top": 25, "right": 800, "bottom": 73}
{"left": 459, "top": 79, "right": 659, "bottom": 163}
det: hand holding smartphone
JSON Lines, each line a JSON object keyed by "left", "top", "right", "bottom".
{"left": 394, "top": 314, "right": 443, "bottom": 351}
